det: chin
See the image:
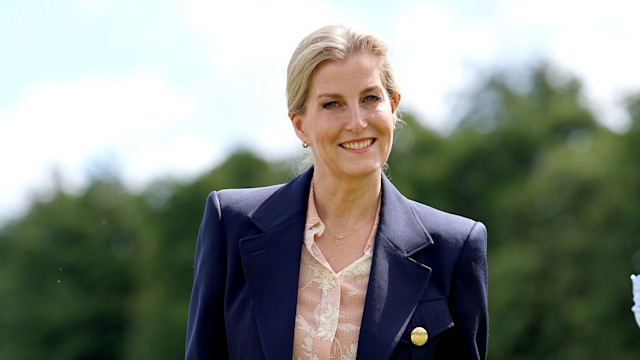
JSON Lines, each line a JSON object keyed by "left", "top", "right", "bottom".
{"left": 342, "top": 164, "right": 383, "bottom": 178}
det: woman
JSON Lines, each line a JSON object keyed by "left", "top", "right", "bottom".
{"left": 185, "top": 25, "right": 488, "bottom": 359}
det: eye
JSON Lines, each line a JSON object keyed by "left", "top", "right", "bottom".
{"left": 322, "top": 101, "right": 339, "bottom": 109}
{"left": 364, "top": 95, "right": 382, "bottom": 103}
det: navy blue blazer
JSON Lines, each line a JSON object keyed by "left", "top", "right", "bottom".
{"left": 185, "top": 168, "right": 488, "bottom": 359}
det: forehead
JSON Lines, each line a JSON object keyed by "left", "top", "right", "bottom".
{"left": 310, "top": 54, "right": 384, "bottom": 94}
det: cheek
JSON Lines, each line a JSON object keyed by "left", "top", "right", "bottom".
{"left": 309, "top": 118, "right": 338, "bottom": 140}
{"left": 376, "top": 101, "right": 389, "bottom": 112}
{"left": 374, "top": 102, "right": 395, "bottom": 124}
{"left": 374, "top": 104, "right": 395, "bottom": 127}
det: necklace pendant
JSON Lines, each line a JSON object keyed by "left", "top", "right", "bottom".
{"left": 335, "top": 236, "right": 342, "bottom": 245}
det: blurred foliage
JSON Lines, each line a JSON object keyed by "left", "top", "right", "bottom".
{"left": 1, "top": 63, "right": 640, "bottom": 359}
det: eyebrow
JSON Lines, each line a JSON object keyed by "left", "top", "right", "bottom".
{"left": 315, "top": 86, "right": 383, "bottom": 100}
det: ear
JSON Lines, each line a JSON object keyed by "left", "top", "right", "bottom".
{"left": 390, "top": 92, "right": 401, "bottom": 114}
{"left": 290, "top": 112, "right": 308, "bottom": 144}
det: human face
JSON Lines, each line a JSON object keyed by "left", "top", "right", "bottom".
{"left": 290, "top": 54, "right": 400, "bottom": 182}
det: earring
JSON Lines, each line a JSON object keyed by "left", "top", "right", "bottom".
{"left": 302, "top": 142, "right": 309, "bottom": 148}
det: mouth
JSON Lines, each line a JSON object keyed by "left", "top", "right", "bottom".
{"left": 340, "top": 138, "right": 375, "bottom": 150}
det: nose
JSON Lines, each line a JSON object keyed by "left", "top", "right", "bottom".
{"left": 345, "top": 104, "right": 367, "bottom": 133}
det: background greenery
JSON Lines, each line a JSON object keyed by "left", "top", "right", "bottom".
{"left": 2, "top": 63, "right": 640, "bottom": 359}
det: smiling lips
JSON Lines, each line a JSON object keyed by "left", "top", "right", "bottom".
{"left": 340, "top": 138, "right": 374, "bottom": 150}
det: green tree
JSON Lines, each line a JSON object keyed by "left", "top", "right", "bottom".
{"left": 437, "top": 64, "right": 639, "bottom": 359}
{"left": 0, "top": 179, "right": 142, "bottom": 360}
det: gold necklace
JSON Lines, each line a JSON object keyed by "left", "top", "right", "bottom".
{"left": 325, "top": 216, "right": 374, "bottom": 245}
{"left": 311, "top": 180, "right": 381, "bottom": 245}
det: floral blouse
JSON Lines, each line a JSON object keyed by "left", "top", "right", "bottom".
{"left": 292, "top": 187, "right": 380, "bottom": 360}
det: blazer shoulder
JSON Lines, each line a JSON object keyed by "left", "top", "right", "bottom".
{"left": 209, "top": 184, "right": 284, "bottom": 214}
{"left": 408, "top": 200, "right": 486, "bottom": 244}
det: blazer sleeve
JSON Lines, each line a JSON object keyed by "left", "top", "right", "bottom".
{"left": 185, "top": 191, "right": 229, "bottom": 359}
{"left": 435, "top": 221, "right": 489, "bottom": 359}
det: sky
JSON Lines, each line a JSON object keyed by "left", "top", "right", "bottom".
{"left": 1, "top": 0, "right": 640, "bottom": 223}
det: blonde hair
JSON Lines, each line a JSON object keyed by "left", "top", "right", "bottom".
{"left": 286, "top": 25, "right": 401, "bottom": 116}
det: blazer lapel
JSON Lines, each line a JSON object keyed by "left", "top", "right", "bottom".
{"left": 239, "top": 169, "right": 313, "bottom": 360}
{"left": 357, "top": 176, "right": 434, "bottom": 359}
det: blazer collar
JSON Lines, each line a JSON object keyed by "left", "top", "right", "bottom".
{"left": 240, "top": 168, "right": 433, "bottom": 359}
{"left": 377, "top": 175, "right": 433, "bottom": 254}
{"left": 248, "top": 167, "right": 313, "bottom": 232}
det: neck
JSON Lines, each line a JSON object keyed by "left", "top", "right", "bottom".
{"left": 311, "top": 170, "right": 382, "bottom": 225}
